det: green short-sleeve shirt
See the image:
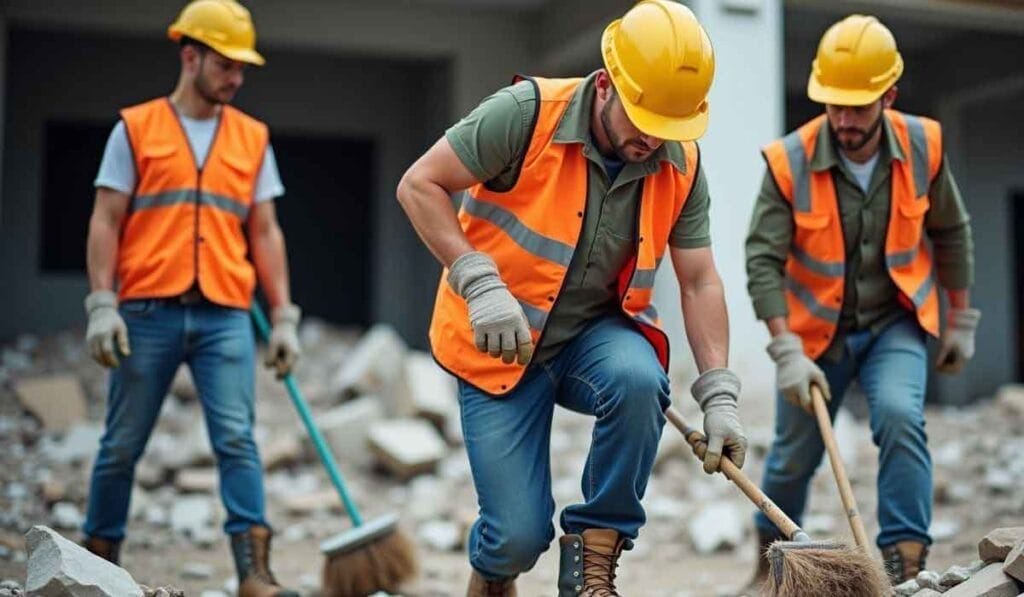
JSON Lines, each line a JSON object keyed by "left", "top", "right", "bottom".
{"left": 446, "top": 73, "right": 711, "bottom": 362}
{"left": 745, "top": 116, "right": 974, "bottom": 361}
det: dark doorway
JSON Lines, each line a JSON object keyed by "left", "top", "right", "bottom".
{"left": 40, "top": 120, "right": 111, "bottom": 272}
{"left": 270, "top": 134, "right": 375, "bottom": 328}
{"left": 1014, "top": 191, "right": 1024, "bottom": 381}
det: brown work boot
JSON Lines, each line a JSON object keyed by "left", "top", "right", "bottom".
{"left": 82, "top": 536, "right": 122, "bottom": 566}
{"left": 739, "top": 530, "right": 774, "bottom": 595}
{"left": 881, "top": 540, "right": 929, "bottom": 584}
{"left": 467, "top": 569, "right": 518, "bottom": 596}
{"left": 230, "top": 526, "right": 299, "bottom": 597}
{"left": 558, "top": 528, "right": 626, "bottom": 596}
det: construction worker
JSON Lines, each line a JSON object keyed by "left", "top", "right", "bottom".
{"left": 745, "top": 14, "right": 977, "bottom": 588}
{"left": 398, "top": 2, "right": 747, "bottom": 595}
{"left": 81, "top": 2, "right": 300, "bottom": 595}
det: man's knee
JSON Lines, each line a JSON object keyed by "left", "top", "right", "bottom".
{"left": 872, "top": 400, "right": 925, "bottom": 444}
{"left": 599, "top": 359, "right": 669, "bottom": 417}
{"left": 480, "top": 522, "right": 554, "bottom": 576}
{"left": 211, "top": 424, "right": 259, "bottom": 465}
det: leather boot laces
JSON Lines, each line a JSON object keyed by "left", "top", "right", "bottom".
{"left": 582, "top": 547, "right": 620, "bottom": 596}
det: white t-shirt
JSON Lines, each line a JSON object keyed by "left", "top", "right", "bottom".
{"left": 94, "top": 113, "right": 284, "bottom": 203}
{"left": 838, "top": 151, "right": 879, "bottom": 194}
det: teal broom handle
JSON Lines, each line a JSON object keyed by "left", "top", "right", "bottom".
{"left": 250, "top": 302, "right": 364, "bottom": 527}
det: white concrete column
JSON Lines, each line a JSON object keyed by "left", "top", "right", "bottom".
{"left": 653, "top": 0, "right": 783, "bottom": 400}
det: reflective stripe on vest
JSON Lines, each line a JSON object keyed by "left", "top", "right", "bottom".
{"left": 429, "top": 76, "right": 699, "bottom": 395}
{"left": 761, "top": 110, "right": 942, "bottom": 358}
{"left": 118, "top": 98, "right": 267, "bottom": 309}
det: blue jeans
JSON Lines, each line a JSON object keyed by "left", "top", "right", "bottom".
{"left": 84, "top": 299, "right": 267, "bottom": 540}
{"left": 458, "top": 314, "right": 671, "bottom": 579}
{"left": 756, "top": 315, "right": 932, "bottom": 548}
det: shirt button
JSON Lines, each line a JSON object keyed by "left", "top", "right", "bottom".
{"left": 577, "top": 211, "right": 583, "bottom": 218}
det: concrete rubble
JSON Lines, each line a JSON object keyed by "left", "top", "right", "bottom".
{"left": 14, "top": 376, "right": 86, "bottom": 433}
{"left": 0, "top": 322, "right": 1022, "bottom": 594}
{"left": 24, "top": 525, "right": 143, "bottom": 596}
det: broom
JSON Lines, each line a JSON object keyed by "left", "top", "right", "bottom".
{"left": 664, "top": 406, "right": 888, "bottom": 597}
{"left": 251, "top": 303, "right": 418, "bottom": 596}
{"left": 809, "top": 384, "right": 872, "bottom": 551}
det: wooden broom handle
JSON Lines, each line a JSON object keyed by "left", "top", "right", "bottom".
{"left": 664, "top": 406, "right": 807, "bottom": 542}
{"left": 810, "top": 385, "right": 871, "bottom": 549}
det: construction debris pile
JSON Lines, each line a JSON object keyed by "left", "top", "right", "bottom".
{"left": 892, "top": 526, "right": 1024, "bottom": 596}
{"left": 0, "top": 322, "right": 1022, "bottom": 595}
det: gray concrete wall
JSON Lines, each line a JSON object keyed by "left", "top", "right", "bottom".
{"left": 933, "top": 87, "right": 1024, "bottom": 400}
{"left": 0, "top": 28, "right": 449, "bottom": 343}
{"left": 0, "top": 1, "right": 536, "bottom": 345}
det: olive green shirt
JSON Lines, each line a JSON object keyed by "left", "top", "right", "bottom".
{"left": 446, "top": 72, "right": 711, "bottom": 363}
{"left": 745, "top": 116, "right": 974, "bottom": 361}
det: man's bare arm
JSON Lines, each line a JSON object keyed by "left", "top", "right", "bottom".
{"left": 396, "top": 137, "right": 480, "bottom": 268}
{"left": 670, "top": 245, "right": 729, "bottom": 372}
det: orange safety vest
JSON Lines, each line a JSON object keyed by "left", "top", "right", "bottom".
{"left": 118, "top": 98, "right": 268, "bottom": 309}
{"left": 762, "top": 110, "right": 942, "bottom": 359}
{"left": 430, "top": 76, "right": 700, "bottom": 395}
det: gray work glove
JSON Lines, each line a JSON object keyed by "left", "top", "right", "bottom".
{"left": 767, "top": 332, "right": 831, "bottom": 414}
{"left": 84, "top": 290, "right": 131, "bottom": 368}
{"left": 447, "top": 251, "right": 534, "bottom": 365}
{"left": 691, "top": 368, "right": 748, "bottom": 474}
{"left": 266, "top": 304, "right": 302, "bottom": 378}
{"left": 936, "top": 307, "right": 981, "bottom": 375}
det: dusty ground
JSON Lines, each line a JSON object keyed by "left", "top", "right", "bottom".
{"left": 0, "top": 325, "right": 1021, "bottom": 596}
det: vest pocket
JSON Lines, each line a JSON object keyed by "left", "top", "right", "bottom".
{"left": 896, "top": 197, "right": 930, "bottom": 247}
{"left": 219, "top": 151, "right": 257, "bottom": 176}
{"left": 793, "top": 211, "right": 830, "bottom": 230}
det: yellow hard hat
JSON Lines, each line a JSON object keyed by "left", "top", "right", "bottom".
{"left": 601, "top": 0, "right": 715, "bottom": 141}
{"left": 807, "top": 15, "right": 902, "bottom": 106}
{"left": 168, "top": 0, "right": 265, "bottom": 66}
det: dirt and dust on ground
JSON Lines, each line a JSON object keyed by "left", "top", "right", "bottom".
{"left": 1, "top": 320, "right": 1022, "bottom": 596}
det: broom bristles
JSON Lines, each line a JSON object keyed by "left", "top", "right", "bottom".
{"left": 762, "top": 541, "right": 889, "bottom": 597}
{"left": 321, "top": 528, "right": 418, "bottom": 597}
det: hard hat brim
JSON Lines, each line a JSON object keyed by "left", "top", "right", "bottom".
{"left": 210, "top": 44, "right": 265, "bottom": 66}
{"left": 167, "top": 25, "right": 266, "bottom": 66}
{"left": 618, "top": 94, "right": 709, "bottom": 142}
{"left": 807, "top": 77, "right": 887, "bottom": 106}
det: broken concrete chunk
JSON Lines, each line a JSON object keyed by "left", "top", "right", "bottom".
{"left": 915, "top": 570, "right": 942, "bottom": 591}
{"left": 180, "top": 562, "right": 214, "bottom": 580}
{"left": 909, "top": 590, "right": 942, "bottom": 597}
{"left": 329, "top": 325, "right": 409, "bottom": 406}
{"left": 979, "top": 527, "right": 1024, "bottom": 562}
{"left": 174, "top": 468, "right": 218, "bottom": 493}
{"left": 941, "top": 560, "right": 985, "bottom": 587}
{"left": 687, "top": 503, "right": 744, "bottom": 555}
{"left": 260, "top": 433, "right": 303, "bottom": 471}
{"left": 367, "top": 418, "right": 448, "bottom": 479}
{"left": 39, "top": 480, "right": 67, "bottom": 505}
{"left": 1001, "top": 539, "right": 1024, "bottom": 583}
{"left": 404, "top": 351, "right": 457, "bottom": 427}
{"left": 942, "top": 562, "right": 1019, "bottom": 597}
{"left": 930, "top": 518, "right": 961, "bottom": 542}
{"left": 280, "top": 490, "right": 341, "bottom": 516}
{"left": 417, "top": 520, "right": 463, "bottom": 551}
{"left": 42, "top": 423, "right": 103, "bottom": 465}
{"left": 25, "top": 525, "right": 143, "bottom": 596}
{"left": 318, "top": 396, "right": 384, "bottom": 469}
{"left": 169, "top": 496, "right": 215, "bottom": 537}
{"left": 996, "top": 384, "right": 1024, "bottom": 419}
{"left": 893, "top": 579, "right": 920, "bottom": 596}
{"left": 49, "top": 503, "right": 82, "bottom": 530}
{"left": 169, "top": 366, "right": 198, "bottom": 402}
{"left": 134, "top": 460, "right": 166, "bottom": 490}
{"left": 15, "top": 375, "right": 86, "bottom": 432}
